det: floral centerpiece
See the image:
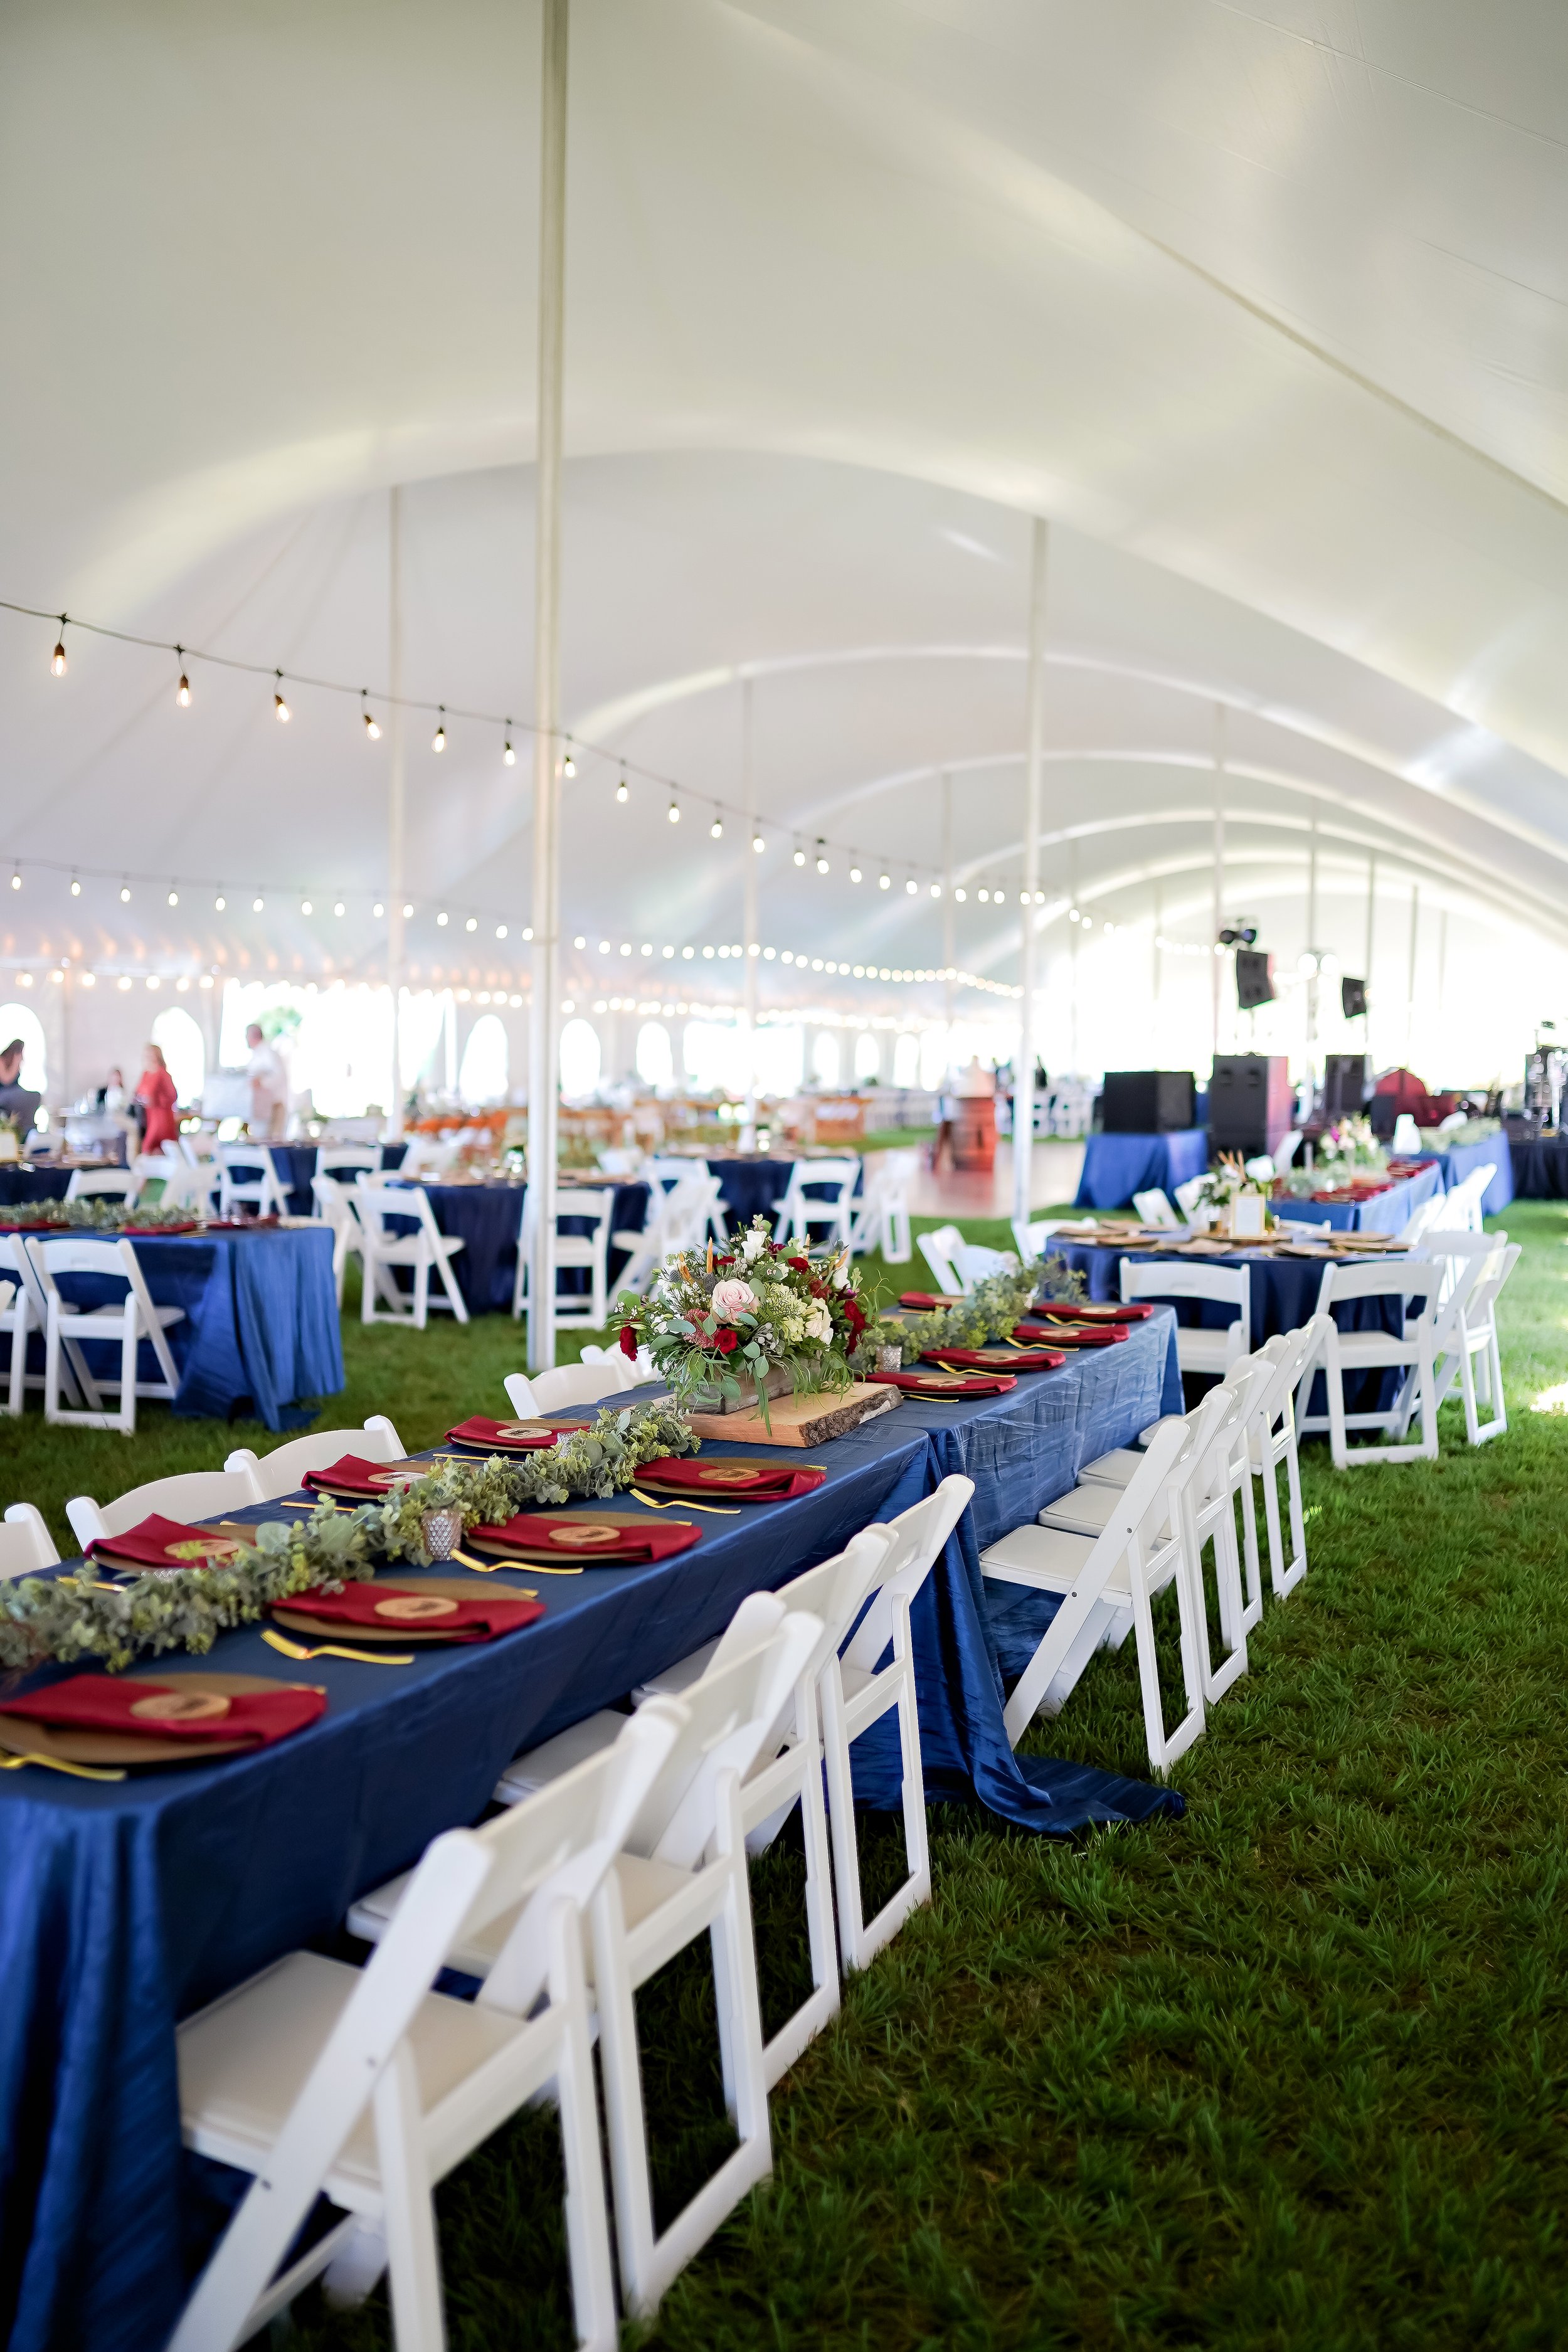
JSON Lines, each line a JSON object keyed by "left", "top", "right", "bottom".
{"left": 613, "top": 1216, "right": 872, "bottom": 1419}
{"left": 1281, "top": 1115, "right": 1386, "bottom": 1198}
{"left": 1194, "top": 1152, "right": 1273, "bottom": 1234}
{"left": 0, "top": 1400, "right": 694, "bottom": 1677}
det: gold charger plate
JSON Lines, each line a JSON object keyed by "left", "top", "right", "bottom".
{"left": 0, "top": 1670, "right": 319, "bottom": 1767}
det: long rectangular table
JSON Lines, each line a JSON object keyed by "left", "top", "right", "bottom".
{"left": 1073, "top": 1128, "right": 1209, "bottom": 1210}
{"left": 1424, "top": 1130, "right": 1512, "bottom": 1215}
{"left": 0, "top": 1319, "right": 1181, "bottom": 2352}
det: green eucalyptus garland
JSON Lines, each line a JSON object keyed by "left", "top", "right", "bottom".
{"left": 0, "top": 1400, "right": 698, "bottom": 1677}
{"left": 881, "top": 1266, "right": 1043, "bottom": 1364}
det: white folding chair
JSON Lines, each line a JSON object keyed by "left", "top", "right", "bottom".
{"left": 1130, "top": 1189, "right": 1181, "bottom": 1229}
{"left": 1397, "top": 1192, "right": 1448, "bottom": 1247}
{"left": 953, "top": 1240, "right": 1017, "bottom": 1286}
{"left": 580, "top": 1340, "right": 658, "bottom": 1385}
{"left": 0, "top": 1267, "right": 26, "bottom": 1417}
{"left": 217, "top": 1143, "right": 289, "bottom": 1219}
{"left": 225, "top": 1414, "right": 406, "bottom": 1502}
{"left": 849, "top": 1152, "right": 914, "bottom": 1263}
{"left": 1173, "top": 1173, "right": 1211, "bottom": 1226}
{"left": 635, "top": 1527, "right": 896, "bottom": 2083}
{"left": 1242, "top": 1318, "right": 1328, "bottom": 1599}
{"left": 1298, "top": 1259, "right": 1442, "bottom": 1467}
{"left": 159, "top": 1157, "right": 222, "bottom": 1213}
{"left": 66, "top": 1463, "right": 263, "bottom": 1555}
{"left": 64, "top": 1165, "right": 140, "bottom": 1207}
{"left": 310, "top": 1173, "right": 365, "bottom": 1307}
{"left": 0, "top": 1503, "right": 59, "bottom": 1576}
{"left": 1274, "top": 1130, "right": 1303, "bottom": 1173}
{"left": 771, "top": 1158, "right": 859, "bottom": 1251}
{"left": 504, "top": 1361, "right": 632, "bottom": 1417}
{"left": 1010, "top": 1216, "right": 1066, "bottom": 1264}
{"left": 357, "top": 1184, "right": 468, "bottom": 1328}
{"left": 915, "top": 1224, "right": 965, "bottom": 1294}
{"left": 25, "top": 1235, "right": 187, "bottom": 1434}
{"left": 172, "top": 1707, "right": 682, "bottom": 2352}
{"left": 5, "top": 1234, "right": 90, "bottom": 1413}
{"left": 1423, "top": 1238, "right": 1520, "bottom": 1447}
{"left": 981, "top": 1416, "right": 1203, "bottom": 1773}
{"left": 514, "top": 1188, "right": 615, "bottom": 1328}
{"left": 612, "top": 1182, "right": 678, "bottom": 1295}
{"left": 491, "top": 1606, "right": 823, "bottom": 2315}
{"left": 315, "top": 1145, "right": 382, "bottom": 1192}
{"left": 645, "top": 1155, "right": 706, "bottom": 1196}
{"left": 1121, "top": 1259, "right": 1251, "bottom": 1378}
{"left": 1436, "top": 1167, "right": 1490, "bottom": 1234}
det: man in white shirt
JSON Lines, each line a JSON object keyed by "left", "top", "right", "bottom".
{"left": 245, "top": 1024, "right": 288, "bottom": 1138}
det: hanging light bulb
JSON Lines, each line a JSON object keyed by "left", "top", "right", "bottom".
{"left": 930, "top": 882, "right": 942, "bottom": 898}
{"left": 373, "top": 901, "right": 384, "bottom": 917}
{"left": 710, "top": 817, "right": 723, "bottom": 839}
{"left": 954, "top": 886, "right": 967, "bottom": 903}
{"left": 432, "top": 707, "right": 446, "bottom": 753}
{"left": 496, "top": 923, "right": 508, "bottom": 939}
{"left": 120, "top": 884, "right": 132, "bottom": 903}
{"left": 252, "top": 894, "right": 265, "bottom": 913}
{"left": 9, "top": 869, "right": 19, "bottom": 891}
{"left": 215, "top": 894, "right": 226, "bottom": 911}
{"left": 979, "top": 889, "right": 990, "bottom": 903}
{"left": 403, "top": 902, "right": 413, "bottom": 918}
{"left": 905, "top": 877, "right": 918, "bottom": 896}
{"left": 815, "top": 842, "right": 829, "bottom": 874}
{"left": 849, "top": 865, "right": 862, "bottom": 883}
{"left": 334, "top": 901, "right": 346, "bottom": 918}
{"left": 167, "top": 889, "right": 179, "bottom": 907}
{"left": 793, "top": 845, "right": 806, "bottom": 867}
{"left": 563, "top": 743, "right": 577, "bottom": 778}
{"left": 362, "top": 691, "right": 380, "bottom": 740}
{"left": 300, "top": 898, "right": 313, "bottom": 916}
{"left": 615, "top": 770, "right": 628, "bottom": 803}
{"left": 751, "top": 832, "right": 765, "bottom": 853}
{"left": 502, "top": 731, "right": 516, "bottom": 765}
{"left": 667, "top": 800, "right": 681, "bottom": 825}
{"left": 465, "top": 916, "right": 477, "bottom": 932}
{"left": 70, "top": 874, "right": 80, "bottom": 896}
{"left": 437, "top": 910, "right": 449, "bottom": 926}
{"left": 176, "top": 649, "right": 191, "bottom": 707}
{"left": 50, "top": 619, "right": 67, "bottom": 676}
{"left": 878, "top": 871, "right": 891, "bottom": 890}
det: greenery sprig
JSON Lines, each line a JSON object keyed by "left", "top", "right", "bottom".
{"left": 0, "top": 1400, "right": 697, "bottom": 1677}
{"left": 882, "top": 1265, "right": 1042, "bottom": 1364}
{"left": 1, "top": 1197, "right": 201, "bottom": 1232}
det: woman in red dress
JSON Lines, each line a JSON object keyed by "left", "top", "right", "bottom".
{"left": 135, "top": 1042, "right": 179, "bottom": 1157}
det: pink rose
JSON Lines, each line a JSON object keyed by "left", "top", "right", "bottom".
{"left": 710, "top": 1277, "right": 758, "bottom": 1323}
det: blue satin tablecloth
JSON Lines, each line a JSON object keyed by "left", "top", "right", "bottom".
{"left": 0, "top": 1315, "right": 1181, "bottom": 2352}
{"left": 1279, "top": 1159, "right": 1441, "bottom": 1233}
{"left": 224, "top": 1141, "right": 408, "bottom": 1219}
{"left": 704, "top": 1155, "right": 862, "bottom": 1234}
{"left": 11, "top": 1227, "right": 344, "bottom": 1431}
{"left": 1421, "top": 1130, "right": 1512, "bottom": 1214}
{"left": 1074, "top": 1128, "right": 1209, "bottom": 1210}
{"left": 383, "top": 1179, "right": 654, "bottom": 1315}
{"left": 1508, "top": 1135, "right": 1568, "bottom": 1200}
{"left": 0, "top": 1169, "right": 72, "bottom": 1209}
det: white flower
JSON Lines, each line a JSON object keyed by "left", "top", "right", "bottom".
{"left": 805, "top": 1300, "right": 834, "bottom": 1345}
{"left": 830, "top": 1254, "right": 852, "bottom": 1290}
{"left": 741, "top": 1224, "right": 769, "bottom": 1263}
{"left": 711, "top": 1277, "right": 758, "bottom": 1322}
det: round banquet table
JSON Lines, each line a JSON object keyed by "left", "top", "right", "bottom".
{"left": 0, "top": 1165, "right": 72, "bottom": 1207}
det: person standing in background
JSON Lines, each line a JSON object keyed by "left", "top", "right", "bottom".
{"left": 0, "top": 1039, "right": 41, "bottom": 1133}
{"left": 244, "top": 1022, "right": 287, "bottom": 1137}
{"left": 135, "top": 1042, "right": 179, "bottom": 1156}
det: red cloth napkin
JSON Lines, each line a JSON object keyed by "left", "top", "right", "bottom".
{"left": 85, "top": 1515, "right": 255, "bottom": 1572}
{"left": 444, "top": 1415, "right": 586, "bottom": 1451}
{"left": 921, "top": 1346, "right": 1065, "bottom": 1372}
{"left": 1022, "top": 1301, "right": 1153, "bottom": 1325}
{"left": 867, "top": 1367, "right": 1018, "bottom": 1396}
{"left": 897, "top": 1290, "right": 959, "bottom": 1310}
{"left": 303, "top": 1454, "right": 425, "bottom": 1498}
{"left": 3, "top": 1674, "right": 325, "bottom": 1747}
{"left": 469, "top": 1513, "right": 701, "bottom": 1564}
{"left": 634, "top": 1456, "right": 827, "bottom": 1502}
{"left": 1017, "top": 1323, "right": 1127, "bottom": 1347}
{"left": 275, "top": 1583, "right": 544, "bottom": 1640}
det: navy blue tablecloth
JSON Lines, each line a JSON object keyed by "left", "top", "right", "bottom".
{"left": 9, "top": 1228, "right": 344, "bottom": 1430}
{"left": 0, "top": 1316, "right": 1181, "bottom": 2352}
{"left": 1074, "top": 1128, "right": 1208, "bottom": 1209}
{"left": 1506, "top": 1136, "right": 1568, "bottom": 1201}
{"left": 1425, "top": 1130, "right": 1512, "bottom": 1215}
{"left": 387, "top": 1179, "right": 653, "bottom": 1315}
{"left": 0, "top": 1168, "right": 72, "bottom": 1207}
{"left": 1278, "top": 1160, "right": 1441, "bottom": 1233}
{"left": 224, "top": 1141, "right": 408, "bottom": 1219}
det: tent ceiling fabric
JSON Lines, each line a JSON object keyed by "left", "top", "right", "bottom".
{"left": 4, "top": 0, "right": 1567, "bottom": 1002}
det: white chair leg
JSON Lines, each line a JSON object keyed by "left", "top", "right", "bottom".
{"left": 4, "top": 1293, "right": 25, "bottom": 1416}
{"left": 119, "top": 1303, "right": 138, "bottom": 1434}
{"left": 362, "top": 1246, "right": 379, "bottom": 1325}
{"left": 436, "top": 1249, "right": 469, "bottom": 1326}
{"left": 413, "top": 1260, "right": 429, "bottom": 1331}
{"left": 373, "top": 2043, "right": 446, "bottom": 2352}
{"left": 547, "top": 1910, "right": 619, "bottom": 2352}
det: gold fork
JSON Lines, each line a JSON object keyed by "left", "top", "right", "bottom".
{"left": 262, "top": 1629, "right": 416, "bottom": 1666}
{"left": 0, "top": 1751, "right": 127, "bottom": 1782}
{"left": 632, "top": 1489, "right": 740, "bottom": 1516}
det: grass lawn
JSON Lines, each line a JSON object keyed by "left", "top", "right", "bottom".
{"left": 6, "top": 1204, "right": 1568, "bottom": 2348}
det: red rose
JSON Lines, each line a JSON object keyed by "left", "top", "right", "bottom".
{"left": 788, "top": 1257, "right": 810, "bottom": 1274}
{"left": 842, "top": 1296, "right": 867, "bottom": 1338}
{"left": 715, "top": 1327, "right": 738, "bottom": 1353}
{"left": 619, "top": 1324, "right": 638, "bottom": 1359}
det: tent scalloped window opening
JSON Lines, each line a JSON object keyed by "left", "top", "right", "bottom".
{"left": 559, "top": 1017, "right": 602, "bottom": 1101}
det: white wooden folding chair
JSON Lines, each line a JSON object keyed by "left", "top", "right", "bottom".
{"left": 5, "top": 1234, "right": 90, "bottom": 1413}
{"left": 1173, "top": 1173, "right": 1211, "bottom": 1226}
{"left": 1434, "top": 1166, "right": 1490, "bottom": 1235}
{"left": 580, "top": 1340, "right": 658, "bottom": 1385}
{"left": 1131, "top": 1189, "right": 1181, "bottom": 1229}
{"left": 816, "top": 1476, "right": 973, "bottom": 1971}
{"left": 1121, "top": 1258, "right": 1251, "bottom": 1378}
{"left": 0, "top": 1503, "right": 59, "bottom": 1576}
{"left": 849, "top": 1152, "right": 914, "bottom": 1263}
{"left": 514, "top": 1188, "right": 615, "bottom": 1327}
{"left": 66, "top": 1463, "right": 263, "bottom": 1555}
{"left": 25, "top": 1235, "right": 186, "bottom": 1433}
{"left": 1298, "top": 1258, "right": 1442, "bottom": 1467}
{"left": 1010, "top": 1216, "right": 1066, "bottom": 1264}
{"left": 172, "top": 1705, "right": 682, "bottom": 2352}
{"left": 504, "top": 1361, "right": 632, "bottom": 1419}
{"left": 980, "top": 1416, "right": 1207, "bottom": 1773}
{"left": 771, "top": 1158, "right": 859, "bottom": 1251}
{"left": 489, "top": 1605, "right": 823, "bottom": 2314}
{"left": 953, "top": 1240, "right": 1017, "bottom": 1286}
{"left": 1242, "top": 1318, "right": 1328, "bottom": 1599}
{"left": 635, "top": 1527, "right": 896, "bottom": 2083}
{"left": 217, "top": 1143, "right": 289, "bottom": 1219}
{"left": 315, "top": 1144, "right": 381, "bottom": 1192}
{"left": 1397, "top": 1192, "right": 1448, "bottom": 1247}
{"left": 226, "top": 1414, "right": 406, "bottom": 1501}
{"left": 310, "top": 1173, "right": 365, "bottom": 1306}
{"left": 64, "top": 1165, "right": 141, "bottom": 1207}
{"left": 357, "top": 1183, "right": 468, "bottom": 1328}
{"left": 915, "top": 1224, "right": 965, "bottom": 1293}
{"left": 159, "top": 1157, "right": 222, "bottom": 1213}
{"left": 1421, "top": 1238, "right": 1519, "bottom": 1447}
{"left": 0, "top": 1266, "right": 26, "bottom": 1417}
{"left": 645, "top": 1155, "right": 705, "bottom": 1196}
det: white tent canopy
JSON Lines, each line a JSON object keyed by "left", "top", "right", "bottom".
{"left": 5, "top": 0, "right": 1567, "bottom": 1098}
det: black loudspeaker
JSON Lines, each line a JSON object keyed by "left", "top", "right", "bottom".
{"left": 1100, "top": 1070, "right": 1197, "bottom": 1133}
{"left": 1341, "top": 975, "right": 1368, "bottom": 1019}
{"left": 1323, "top": 1053, "right": 1367, "bottom": 1118}
{"left": 1209, "top": 1054, "right": 1294, "bottom": 1157}
{"left": 1236, "top": 950, "right": 1276, "bottom": 1010}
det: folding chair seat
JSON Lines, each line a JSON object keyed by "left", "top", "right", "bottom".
{"left": 226, "top": 1414, "right": 406, "bottom": 1501}
{"left": 514, "top": 1188, "right": 615, "bottom": 1328}
{"left": 170, "top": 1705, "right": 681, "bottom": 2352}
{"left": 772, "top": 1158, "right": 859, "bottom": 1251}
{"left": 414, "top": 1602, "right": 824, "bottom": 2315}
{"left": 24, "top": 1235, "right": 186, "bottom": 1434}
{"left": 1298, "top": 1258, "right": 1443, "bottom": 1466}
{"left": 357, "top": 1183, "right": 468, "bottom": 1328}
{"left": 980, "top": 1413, "right": 1216, "bottom": 1773}
{"left": 0, "top": 1503, "right": 59, "bottom": 1576}
{"left": 216, "top": 1143, "right": 289, "bottom": 1219}
{"left": 66, "top": 1463, "right": 263, "bottom": 1554}
{"left": 1120, "top": 1258, "right": 1251, "bottom": 1377}
{"left": 634, "top": 1527, "right": 895, "bottom": 2082}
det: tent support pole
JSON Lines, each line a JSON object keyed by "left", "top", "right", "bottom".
{"left": 386, "top": 485, "right": 405, "bottom": 1139}
{"left": 740, "top": 674, "right": 758, "bottom": 1147}
{"left": 1014, "top": 517, "right": 1047, "bottom": 1233}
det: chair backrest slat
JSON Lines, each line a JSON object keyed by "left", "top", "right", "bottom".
{"left": 627, "top": 1613, "right": 825, "bottom": 1870}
